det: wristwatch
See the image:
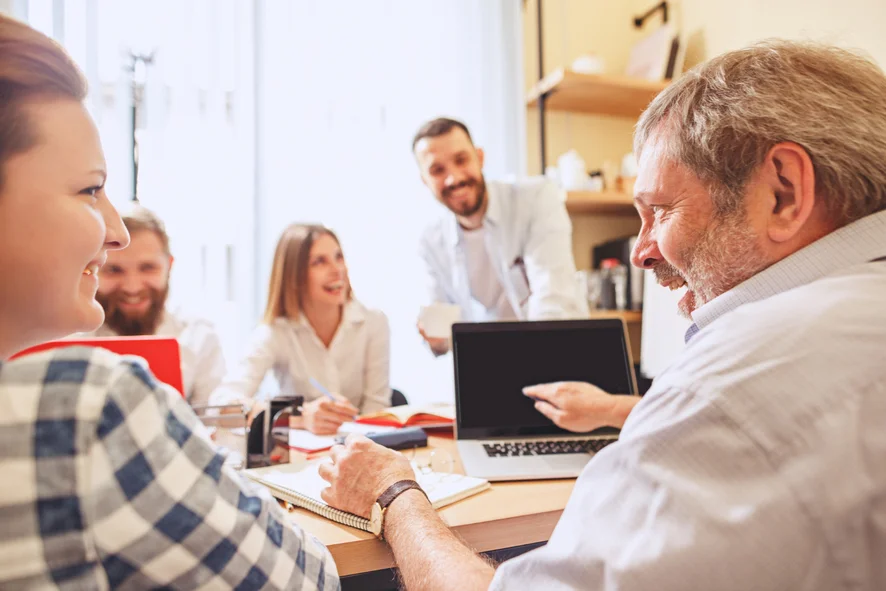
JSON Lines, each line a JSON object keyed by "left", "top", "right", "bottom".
{"left": 369, "top": 479, "right": 428, "bottom": 540}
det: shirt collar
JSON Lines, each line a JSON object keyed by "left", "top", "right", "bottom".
{"left": 291, "top": 299, "right": 365, "bottom": 332}
{"left": 691, "top": 209, "right": 886, "bottom": 333}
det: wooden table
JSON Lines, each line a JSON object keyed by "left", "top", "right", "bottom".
{"left": 286, "top": 435, "right": 577, "bottom": 577}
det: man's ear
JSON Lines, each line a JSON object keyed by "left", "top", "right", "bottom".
{"left": 167, "top": 255, "right": 174, "bottom": 271}
{"left": 476, "top": 146, "right": 485, "bottom": 169}
{"left": 761, "top": 142, "right": 817, "bottom": 243}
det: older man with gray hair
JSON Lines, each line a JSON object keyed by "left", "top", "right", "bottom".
{"left": 320, "top": 40, "right": 886, "bottom": 591}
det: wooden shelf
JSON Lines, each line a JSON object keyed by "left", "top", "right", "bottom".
{"left": 589, "top": 310, "right": 642, "bottom": 324}
{"left": 565, "top": 190, "right": 636, "bottom": 215}
{"left": 527, "top": 69, "right": 669, "bottom": 118}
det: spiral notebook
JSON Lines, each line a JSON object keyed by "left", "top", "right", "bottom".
{"left": 243, "top": 459, "right": 490, "bottom": 532}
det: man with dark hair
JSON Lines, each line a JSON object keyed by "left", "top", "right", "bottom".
{"left": 411, "top": 117, "right": 474, "bottom": 151}
{"left": 91, "top": 204, "right": 226, "bottom": 406}
{"left": 413, "top": 117, "right": 587, "bottom": 355}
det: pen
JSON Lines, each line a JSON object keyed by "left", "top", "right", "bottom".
{"left": 309, "top": 377, "right": 337, "bottom": 402}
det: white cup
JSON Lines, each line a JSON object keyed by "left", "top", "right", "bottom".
{"left": 419, "top": 304, "right": 462, "bottom": 339}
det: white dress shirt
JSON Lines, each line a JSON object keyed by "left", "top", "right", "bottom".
{"left": 91, "top": 305, "right": 226, "bottom": 407}
{"left": 491, "top": 209, "right": 886, "bottom": 590}
{"left": 420, "top": 178, "right": 588, "bottom": 321}
{"left": 462, "top": 226, "right": 518, "bottom": 320}
{"left": 210, "top": 300, "right": 391, "bottom": 414}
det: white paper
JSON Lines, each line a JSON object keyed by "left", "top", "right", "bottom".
{"left": 419, "top": 303, "right": 462, "bottom": 338}
{"left": 288, "top": 422, "right": 396, "bottom": 451}
{"left": 259, "top": 459, "right": 488, "bottom": 508}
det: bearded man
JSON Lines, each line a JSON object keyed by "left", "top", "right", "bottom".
{"left": 412, "top": 117, "right": 588, "bottom": 355}
{"left": 91, "top": 204, "right": 226, "bottom": 406}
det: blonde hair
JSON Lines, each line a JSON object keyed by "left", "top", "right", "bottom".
{"left": 262, "top": 224, "right": 351, "bottom": 323}
{"left": 0, "top": 13, "right": 88, "bottom": 191}
{"left": 120, "top": 203, "right": 171, "bottom": 255}
{"left": 636, "top": 40, "right": 886, "bottom": 225}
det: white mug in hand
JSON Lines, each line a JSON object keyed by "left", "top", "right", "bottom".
{"left": 419, "top": 303, "right": 462, "bottom": 339}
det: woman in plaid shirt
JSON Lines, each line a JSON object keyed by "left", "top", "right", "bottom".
{"left": 0, "top": 14, "right": 339, "bottom": 590}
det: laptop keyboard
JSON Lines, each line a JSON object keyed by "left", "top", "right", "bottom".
{"left": 483, "top": 438, "right": 615, "bottom": 457}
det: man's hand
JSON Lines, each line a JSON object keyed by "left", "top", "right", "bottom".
{"left": 302, "top": 396, "right": 359, "bottom": 435}
{"left": 417, "top": 321, "right": 451, "bottom": 355}
{"left": 318, "top": 434, "right": 417, "bottom": 518}
{"left": 523, "top": 381, "right": 636, "bottom": 432}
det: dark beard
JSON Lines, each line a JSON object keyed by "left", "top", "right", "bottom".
{"left": 96, "top": 286, "right": 169, "bottom": 336}
{"left": 443, "top": 176, "right": 487, "bottom": 217}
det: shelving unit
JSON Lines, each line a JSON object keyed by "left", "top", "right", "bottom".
{"left": 589, "top": 309, "right": 643, "bottom": 324}
{"left": 526, "top": 2, "right": 672, "bottom": 364}
{"left": 564, "top": 190, "right": 636, "bottom": 215}
{"left": 527, "top": 69, "right": 669, "bottom": 118}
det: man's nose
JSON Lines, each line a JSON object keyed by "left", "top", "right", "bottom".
{"left": 121, "top": 275, "right": 143, "bottom": 293}
{"left": 444, "top": 172, "right": 467, "bottom": 187}
{"left": 630, "top": 227, "right": 662, "bottom": 269}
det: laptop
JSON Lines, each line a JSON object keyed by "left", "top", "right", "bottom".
{"left": 453, "top": 319, "right": 638, "bottom": 481}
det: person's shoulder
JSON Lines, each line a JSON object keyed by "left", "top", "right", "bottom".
{"left": 162, "top": 305, "right": 219, "bottom": 334}
{"left": 348, "top": 299, "right": 389, "bottom": 326}
{"left": 365, "top": 304, "right": 390, "bottom": 328}
{"left": 494, "top": 177, "right": 564, "bottom": 222}
{"left": 636, "top": 264, "right": 886, "bottom": 488}
{"left": 249, "top": 318, "right": 294, "bottom": 344}
{"left": 419, "top": 214, "right": 450, "bottom": 247}
{"left": 667, "top": 263, "right": 886, "bottom": 403}
{"left": 0, "top": 346, "right": 163, "bottom": 419}
{"left": 4, "top": 345, "right": 124, "bottom": 383}
{"left": 498, "top": 176, "right": 559, "bottom": 200}
{"left": 713, "top": 263, "right": 886, "bottom": 350}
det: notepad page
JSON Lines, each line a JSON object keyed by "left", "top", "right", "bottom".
{"left": 287, "top": 422, "right": 397, "bottom": 452}
{"left": 249, "top": 459, "right": 490, "bottom": 515}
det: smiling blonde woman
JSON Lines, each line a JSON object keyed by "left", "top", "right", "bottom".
{"left": 211, "top": 223, "right": 392, "bottom": 435}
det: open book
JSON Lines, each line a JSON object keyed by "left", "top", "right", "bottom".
{"left": 356, "top": 403, "right": 455, "bottom": 429}
{"left": 244, "top": 459, "right": 489, "bottom": 533}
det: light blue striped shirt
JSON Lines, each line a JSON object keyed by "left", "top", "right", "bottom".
{"left": 491, "top": 209, "right": 886, "bottom": 590}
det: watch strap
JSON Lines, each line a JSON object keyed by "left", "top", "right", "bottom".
{"left": 377, "top": 479, "right": 427, "bottom": 509}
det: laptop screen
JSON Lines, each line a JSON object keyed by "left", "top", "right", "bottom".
{"left": 453, "top": 319, "right": 636, "bottom": 439}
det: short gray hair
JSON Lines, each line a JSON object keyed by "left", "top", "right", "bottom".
{"left": 635, "top": 39, "right": 886, "bottom": 225}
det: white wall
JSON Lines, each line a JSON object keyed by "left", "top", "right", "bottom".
{"left": 255, "top": 1, "right": 525, "bottom": 405}
{"left": 673, "top": 0, "right": 886, "bottom": 68}
{"left": 1, "top": 0, "right": 27, "bottom": 18}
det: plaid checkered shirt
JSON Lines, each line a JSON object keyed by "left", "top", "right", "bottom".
{"left": 0, "top": 346, "right": 340, "bottom": 590}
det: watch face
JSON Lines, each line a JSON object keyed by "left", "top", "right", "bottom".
{"left": 370, "top": 502, "right": 383, "bottom": 537}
